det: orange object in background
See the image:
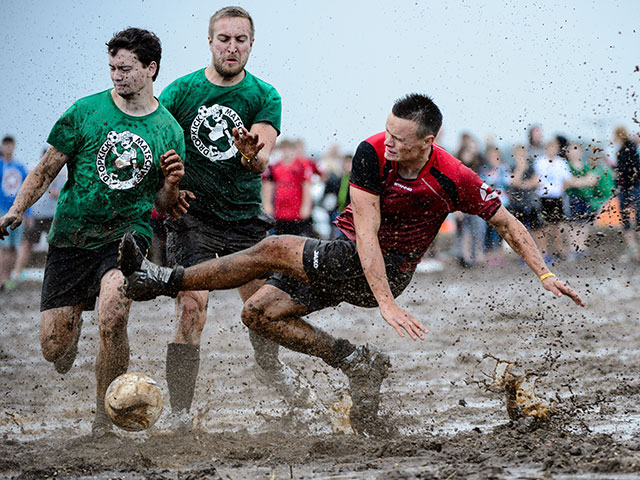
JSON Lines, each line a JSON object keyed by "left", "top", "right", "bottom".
{"left": 438, "top": 215, "right": 456, "bottom": 234}
{"left": 595, "top": 197, "right": 623, "bottom": 227}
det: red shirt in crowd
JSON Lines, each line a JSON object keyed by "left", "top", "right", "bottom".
{"left": 264, "top": 157, "right": 317, "bottom": 221}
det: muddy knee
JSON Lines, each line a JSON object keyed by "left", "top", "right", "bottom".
{"left": 175, "top": 291, "right": 208, "bottom": 343}
{"left": 241, "top": 300, "right": 269, "bottom": 333}
{"left": 41, "top": 333, "right": 70, "bottom": 362}
{"left": 41, "top": 325, "right": 76, "bottom": 362}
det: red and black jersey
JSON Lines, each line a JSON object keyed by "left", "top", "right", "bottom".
{"left": 335, "top": 131, "right": 502, "bottom": 271}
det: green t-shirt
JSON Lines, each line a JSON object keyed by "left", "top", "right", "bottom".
{"left": 159, "top": 69, "right": 281, "bottom": 221}
{"left": 590, "top": 163, "right": 615, "bottom": 212}
{"left": 46, "top": 90, "right": 185, "bottom": 249}
{"left": 566, "top": 162, "right": 591, "bottom": 199}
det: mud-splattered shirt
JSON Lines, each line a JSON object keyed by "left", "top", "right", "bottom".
{"left": 159, "top": 69, "right": 281, "bottom": 222}
{"left": 46, "top": 89, "right": 185, "bottom": 249}
{"left": 335, "top": 131, "right": 502, "bottom": 271}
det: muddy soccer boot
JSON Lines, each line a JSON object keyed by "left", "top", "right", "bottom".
{"left": 166, "top": 408, "right": 194, "bottom": 433}
{"left": 118, "top": 233, "right": 184, "bottom": 301}
{"left": 339, "top": 344, "right": 391, "bottom": 435}
{"left": 92, "top": 398, "right": 114, "bottom": 439}
{"left": 255, "top": 359, "right": 320, "bottom": 409}
{"left": 53, "top": 317, "right": 84, "bottom": 374}
{"left": 250, "top": 329, "right": 320, "bottom": 409}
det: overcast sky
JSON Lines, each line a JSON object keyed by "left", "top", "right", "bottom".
{"left": 1, "top": 0, "right": 638, "bottom": 167}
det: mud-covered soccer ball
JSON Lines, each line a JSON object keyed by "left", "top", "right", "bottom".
{"left": 104, "top": 372, "right": 163, "bottom": 431}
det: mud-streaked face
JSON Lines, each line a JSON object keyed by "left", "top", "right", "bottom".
{"left": 383, "top": 113, "right": 432, "bottom": 164}
{"left": 109, "top": 48, "right": 156, "bottom": 98}
{"left": 209, "top": 16, "right": 254, "bottom": 79}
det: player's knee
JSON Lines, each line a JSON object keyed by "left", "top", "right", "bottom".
{"left": 241, "top": 300, "right": 267, "bottom": 332}
{"left": 177, "top": 292, "right": 207, "bottom": 319}
{"left": 40, "top": 337, "right": 66, "bottom": 362}
{"left": 40, "top": 334, "right": 67, "bottom": 362}
{"left": 252, "top": 236, "right": 288, "bottom": 261}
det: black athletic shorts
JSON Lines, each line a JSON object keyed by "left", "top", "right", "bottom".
{"left": 150, "top": 216, "right": 167, "bottom": 242}
{"left": 166, "top": 212, "right": 274, "bottom": 268}
{"left": 40, "top": 237, "right": 149, "bottom": 312}
{"left": 511, "top": 207, "right": 542, "bottom": 230}
{"left": 23, "top": 217, "right": 53, "bottom": 244}
{"left": 266, "top": 237, "right": 414, "bottom": 314}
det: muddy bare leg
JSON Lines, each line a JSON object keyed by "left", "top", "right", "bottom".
{"left": 94, "top": 269, "right": 132, "bottom": 437}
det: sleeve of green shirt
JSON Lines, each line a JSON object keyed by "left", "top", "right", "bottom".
{"left": 158, "top": 83, "right": 178, "bottom": 116}
{"left": 47, "top": 103, "right": 80, "bottom": 156}
{"left": 254, "top": 87, "right": 282, "bottom": 134}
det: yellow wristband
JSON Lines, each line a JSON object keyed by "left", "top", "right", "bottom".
{"left": 240, "top": 151, "right": 254, "bottom": 161}
{"left": 539, "top": 272, "right": 556, "bottom": 282}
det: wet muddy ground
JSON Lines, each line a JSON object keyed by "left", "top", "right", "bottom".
{"left": 2, "top": 231, "right": 640, "bottom": 479}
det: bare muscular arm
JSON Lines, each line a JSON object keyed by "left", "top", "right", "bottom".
{"left": 488, "top": 205, "right": 585, "bottom": 306}
{"left": 0, "top": 146, "right": 67, "bottom": 238}
{"left": 351, "top": 187, "right": 427, "bottom": 339}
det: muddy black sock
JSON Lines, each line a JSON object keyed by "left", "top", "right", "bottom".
{"left": 166, "top": 343, "right": 200, "bottom": 413}
{"left": 94, "top": 392, "right": 112, "bottom": 428}
{"left": 323, "top": 338, "right": 357, "bottom": 369}
{"left": 248, "top": 329, "right": 281, "bottom": 370}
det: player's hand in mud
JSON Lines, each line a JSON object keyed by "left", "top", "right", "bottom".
{"left": 0, "top": 209, "right": 23, "bottom": 240}
{"left": 233, "top": 126, "right": 265, "bottom": 173}
{"left": 379, "top": 302, "right": 427, "bottom": 340}
{"left": 169, "top": 190, "right": 196, "bottom": 220}
{"left": 542, "top": 276, "right": 585, "bottom": 306}
{"left": 160, "top": 149, "right": 184, "bottom": 186}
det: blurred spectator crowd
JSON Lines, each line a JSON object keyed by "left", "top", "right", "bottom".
{"left": 261, "top": 124, "right": 640, "bottom": 272}
{"left": 1, "top": 123, "right": 639, "bottom": 291}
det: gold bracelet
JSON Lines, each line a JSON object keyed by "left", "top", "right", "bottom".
{"left": 240, "top": 151, "right": 254, "bottom": 161}
{"left": 539, "top": 272, "right": 556, "bottom": 282}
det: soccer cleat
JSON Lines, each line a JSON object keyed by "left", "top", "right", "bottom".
{"left": 340, "top": 344, "right": 391, "bottom": 435}
{"left": 91, "top": 415, "right": 114, "bottom": 439}
{"left": 254, "top": 360, "right": 319, "bottom": 409}
{"left": 166, "top": 408, "right": 193, "bottom": 433}
{"left": 53, "top": 317, "right": 83, "bottom": 374}
{"left": 118, "top": 233, "right": 184, "bottom": 301}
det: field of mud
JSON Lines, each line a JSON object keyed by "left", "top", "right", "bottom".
{"left": 2, "top": 230, "right": 640, "bottom": 479}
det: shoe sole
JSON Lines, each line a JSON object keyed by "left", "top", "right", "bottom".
{"left": 117, "top": 233, "right": 143, "bottom": 277}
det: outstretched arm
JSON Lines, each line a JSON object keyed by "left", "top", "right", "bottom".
{"left": 351, "top": 187, "right": 427, "bottom": 340}
{"left": 0, "top": 146, "right": 67, "bottom": 239}
{"left": 488, "top": 205, "right": 585, "bottom": 306}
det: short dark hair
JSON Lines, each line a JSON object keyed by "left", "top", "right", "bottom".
{"left": 2, "top": 136, "right": 15, "bottom": 144}
{"left": 209, "top": 6, "right": 255, "bottom": 39}
{"left": 106, "top": 28, "right": 162, "bottom": 81}
{"left": 392, "top": 93, "right": 442, "bottom": 138}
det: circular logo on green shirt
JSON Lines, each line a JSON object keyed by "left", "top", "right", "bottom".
{"left": 96, "top": 130, "right": 153, "bottom": 190}
{"left": 190, "top": 104, "right": 244, "bottom": 161}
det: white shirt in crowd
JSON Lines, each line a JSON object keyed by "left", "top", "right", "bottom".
{"left": 534, "top": 155, "right": 571, "bottom": 198}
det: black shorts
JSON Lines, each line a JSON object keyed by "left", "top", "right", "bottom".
{"left": 511, "top": 207, "right": 542, "bottom": 230}
{"left": 40, "top": 237, "right": 148, "bottom": 312}
{"left": 166, "top": 213, "right": 274, "bottom": 268}
{"left": 266, "top": 237, "right": 413, "bottom": 314}
{"left": 24, "top": 217, "right": 53, "bottom": 244}
{"left": 540, "top": 197, "right": 566, "bottom": 224}
{"left": 273, "top": 219, "right": 315, "bottom": 237}
{"left": 150, "top": 216, "right": 167, "bottom": 242}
